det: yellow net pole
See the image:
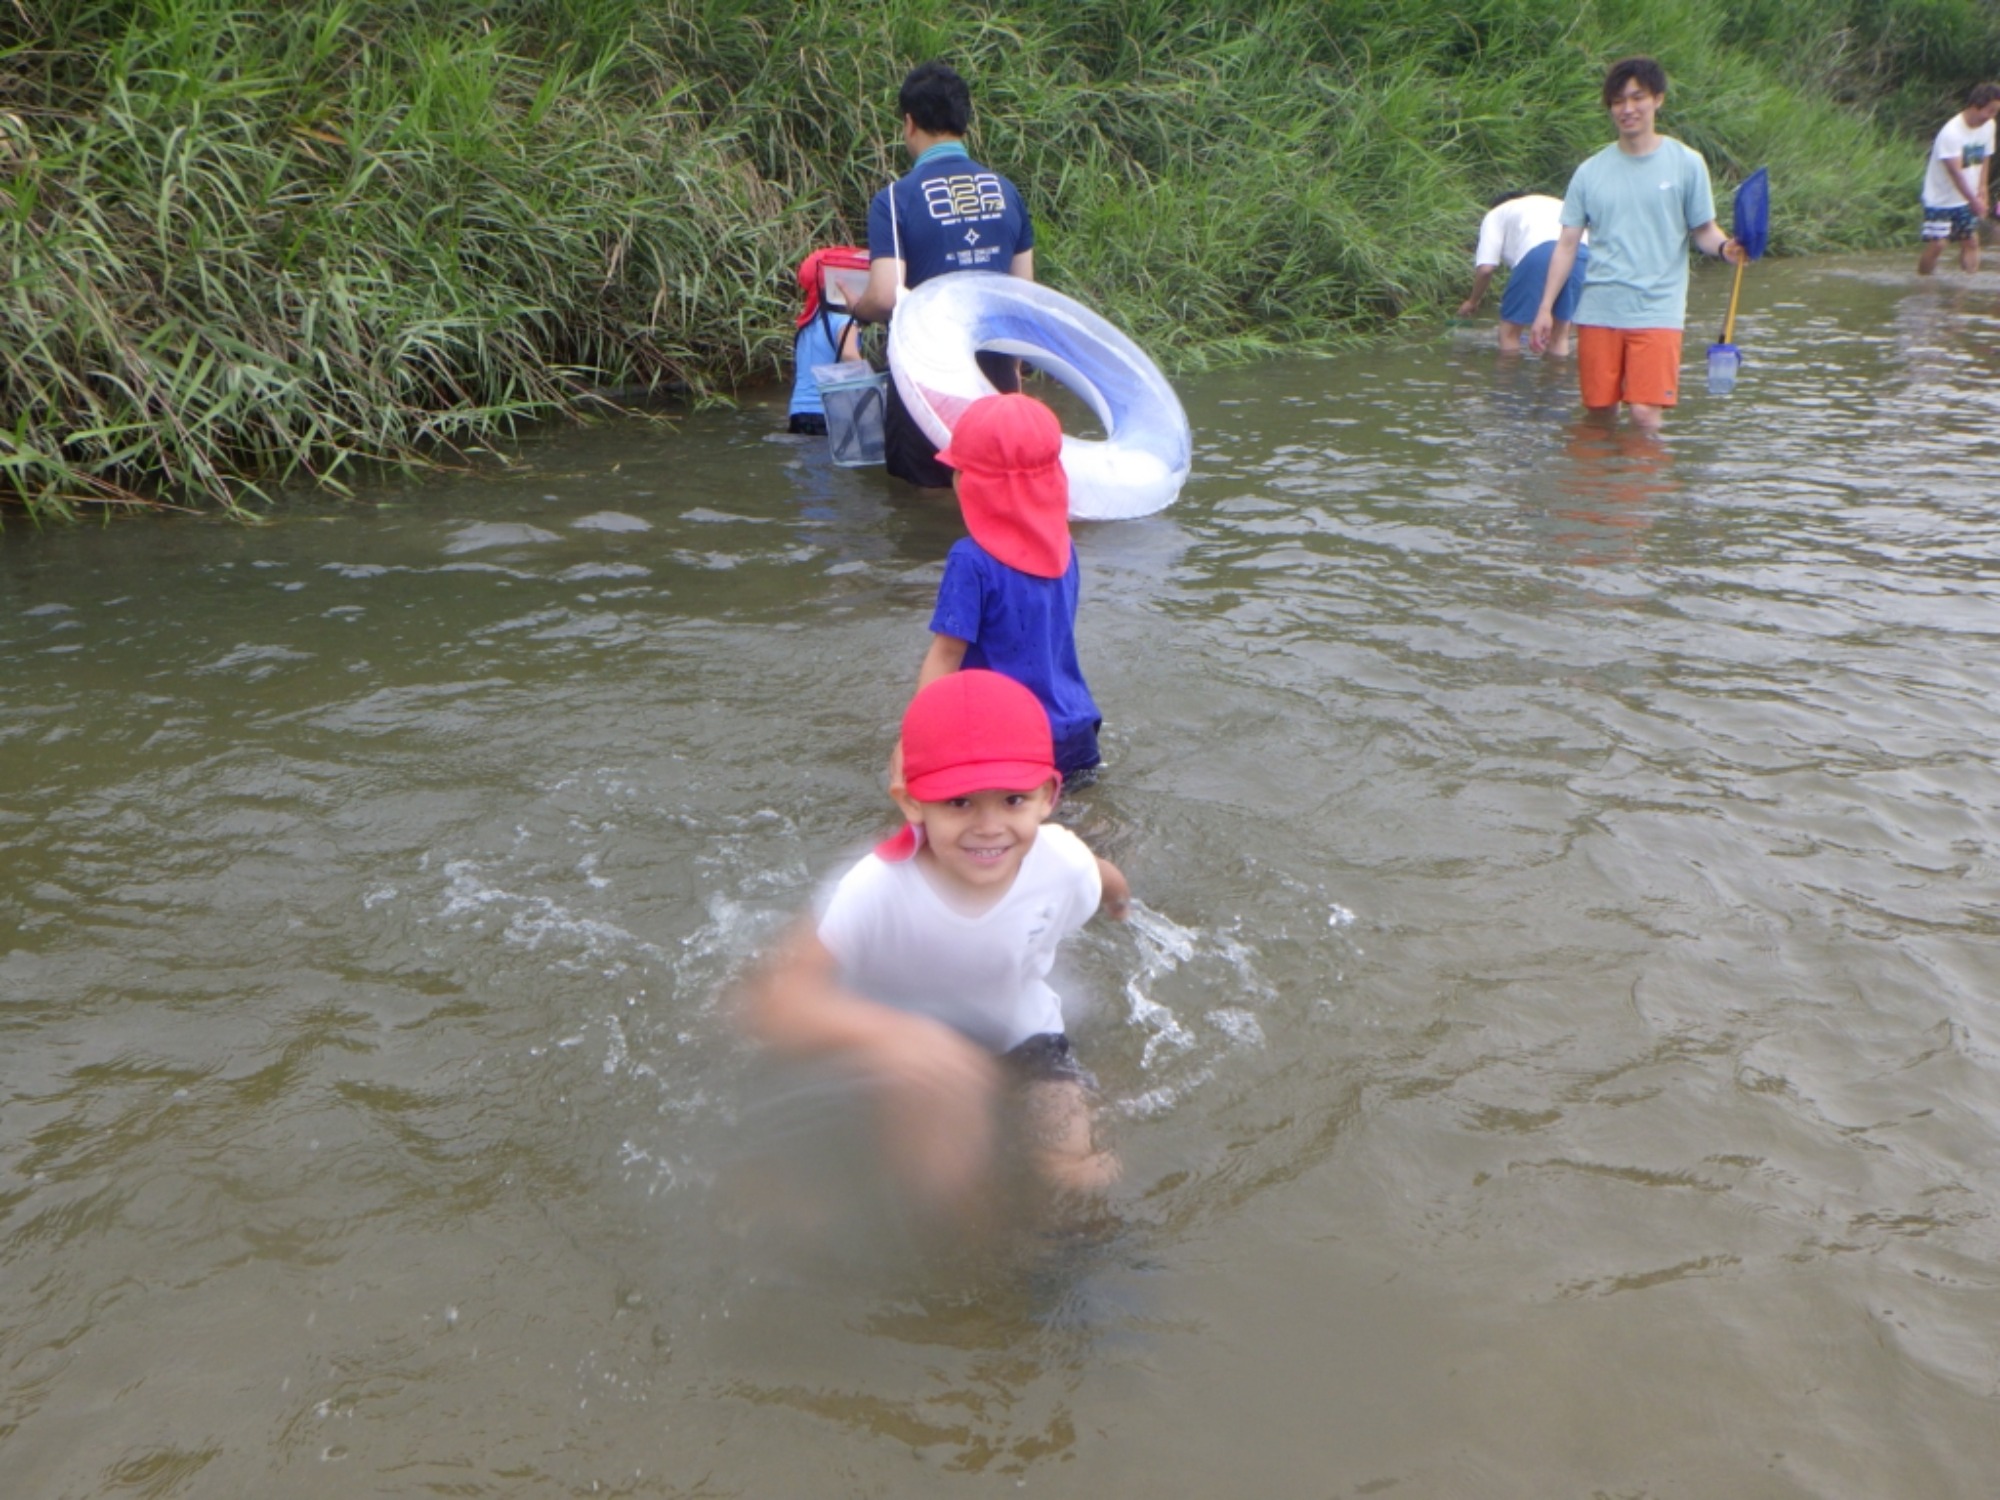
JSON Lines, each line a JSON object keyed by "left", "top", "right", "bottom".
{"left": 1720, "top": 256, "right": 1747, "bottom": 345}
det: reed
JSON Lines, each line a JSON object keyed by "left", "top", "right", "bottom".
{"left": 0, "top": 0, "right": 1988, "bottom": 519}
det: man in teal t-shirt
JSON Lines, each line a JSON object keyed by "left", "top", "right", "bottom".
{"left": 1530, "top": 57, "right": 1743, "bottom": 433}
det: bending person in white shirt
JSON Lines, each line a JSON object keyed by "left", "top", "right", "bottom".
{"left": 1458, "top": 191, "right": 1589, "bottom": 355}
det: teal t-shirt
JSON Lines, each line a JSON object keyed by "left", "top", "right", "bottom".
{"left": 1559, "top": 137, "right": 1717, "bottom": 330}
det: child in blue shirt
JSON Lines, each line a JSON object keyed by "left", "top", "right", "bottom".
{"left": 912, "top": 393, "right": 1102, "bottom": 778}
{"left": 788, "top": 247, "right": 862, "bottom": 435}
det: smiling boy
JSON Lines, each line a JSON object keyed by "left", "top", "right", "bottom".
{"left": 1530, "top": 57, "right": 1743, "bottom": 432}
{"left": 744, "top": 670, "right": 1129, "bottom": 1225}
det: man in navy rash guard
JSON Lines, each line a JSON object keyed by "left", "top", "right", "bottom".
{"left": 849, "top": 61, "right": 1036, "bottom": 488}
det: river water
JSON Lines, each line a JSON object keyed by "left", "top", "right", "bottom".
{"left": 4, "top": 252, "right": 1999, "bottom": 1497}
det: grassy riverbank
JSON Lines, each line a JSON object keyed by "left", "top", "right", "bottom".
{"left": 5, "top": 0, "right": 1996, "bottom": 518}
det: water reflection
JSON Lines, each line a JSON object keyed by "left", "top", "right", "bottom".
{"left": 1537, "top": 418, "right": 1674, "bottom": 567}
{"left": 5, "top": 254, "right": 2000, "bottom": 1497}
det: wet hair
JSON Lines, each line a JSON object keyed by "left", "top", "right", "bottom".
{"left": 1488, "top": 190, "right": 1531, "bottom": 210}
{"left": 899, "top": 60, "right": 971, "bottom": 136}
{"left": 1967, "top": 82, "right": 2000, "bottom": 110}
{"left": 1601, "top": 56, "right": 1668, "bottom": 108}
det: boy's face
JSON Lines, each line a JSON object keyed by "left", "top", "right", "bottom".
{"left": 896, "top": 781, "right": 1058, "bottom": 898}
{"left": 1606, "top": 81, "right": 1662, "bottom": 143}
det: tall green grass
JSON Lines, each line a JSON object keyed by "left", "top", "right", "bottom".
{"left": 1, "top": 0, "right": 1990, "bottom": 519}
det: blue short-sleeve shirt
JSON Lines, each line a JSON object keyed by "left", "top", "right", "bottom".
{"left": 929, "top": 538, "right": 1100, "bottom": 773}
{"left": 868, "top": 143, "right": 1034, "bottom": 289}
{"left": 789, "top": 312, "right": 853, "bottom": 417}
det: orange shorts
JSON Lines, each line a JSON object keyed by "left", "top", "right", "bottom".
{"left": 1577, "top": 326, "right": 1684, "bottom": 410}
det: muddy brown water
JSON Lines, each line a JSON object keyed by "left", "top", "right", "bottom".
{"left": 4, "top": 253, "right": 1999, "bottom": 1497}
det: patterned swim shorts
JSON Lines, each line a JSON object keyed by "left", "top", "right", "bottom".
{"left": 1922, "top": 204, "right": 1980, "bottom": 242}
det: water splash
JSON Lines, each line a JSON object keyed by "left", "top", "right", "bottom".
{"left": 435, "top": 858, "right": 673, "bottom": 974}
{"left": 1106, "top": 900, "right": 1284, "bottom": 1116}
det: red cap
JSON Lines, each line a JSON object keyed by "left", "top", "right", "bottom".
{"left": 935, "top": 394, "right": 1072, "bottom": 579}
{"left": 899, "top": 670, "right": 1060, "bottom": 802}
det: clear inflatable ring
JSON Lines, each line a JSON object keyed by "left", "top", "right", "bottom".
{"left": 887, "top": 273, "right": 1192, "bottom": 520}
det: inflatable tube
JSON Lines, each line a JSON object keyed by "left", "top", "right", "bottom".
{"left": 886, "top": 274, "right": 1191, "bottom": 521}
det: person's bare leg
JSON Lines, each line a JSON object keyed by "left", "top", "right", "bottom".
{"left": 1918, "top": 239, "right": 1945, "bottom": 275}
{"left": 1496, "top": 321, "right": 1525, "bottom": 355}
{"left": 1549, "top": 319, "right": 1575, "bottom": 357}
{"left": 871, "top": 1039, "right": 1001, "bottom": 1234}
{"left": 1961, "top": 234, "right": 1980, "bottom": 273}
{"left": 1626, "top": 402, "right": 1665, "bottom": 434}
{"left": 1021, "top": 1080, "right": 1119, "bottom": 1198}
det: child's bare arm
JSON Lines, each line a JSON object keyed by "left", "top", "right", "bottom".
{"left": 741, "top": 919, "right": 897, "bottom": 1055}
{"left": 916, "top": 632, "right": 969, "bottom": 690}
{"left": 741, "top": 919, "right": 999, "bottom": 1089}
{"left": 1095, "top": 857, "right": 1131, "bottom": 920}
{"left": 742, "top": 918, "right": 1003, "bottom": 1221}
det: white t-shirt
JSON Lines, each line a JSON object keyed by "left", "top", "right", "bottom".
{"left": 816, "top": 824, "right": 1102, "bottom": 1053}
{"left": 1473, "top": 194, "right": 1576, "bottom": 269}
{"left": 1924, "top": 112, "right": 1996, "bottom": 209}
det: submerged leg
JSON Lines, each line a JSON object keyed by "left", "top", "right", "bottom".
{"left": 859, "top": 1013, "right": 1004, "bottom": 1234}
{"left": 1019, "top": 1079, "right": 1120, "bottom": 1198}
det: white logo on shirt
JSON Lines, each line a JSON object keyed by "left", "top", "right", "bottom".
{"left": 922, "top": 172, "right": 1007, "bottom": 225}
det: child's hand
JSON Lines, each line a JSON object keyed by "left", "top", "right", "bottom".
{"left": 1096, "top": 857, "right": 1131, "bottom": 920}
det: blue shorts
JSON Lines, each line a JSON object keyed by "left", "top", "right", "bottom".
{"left": 1500, "top": 241, "right": 1589, "bottom": 326}
{"left": 1054, "top": 719, "right": 1102, "bottom": 780}
{"left": 1922, "top": 204, "right": 1979, "bottom": 242}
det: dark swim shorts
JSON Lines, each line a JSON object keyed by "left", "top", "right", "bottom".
{"left": 1922, "top": 204, "right": 1980, "bottom": 242}
{"left": 1002, "top": 1032, "right": 1098, "bottom": 1089}
{"left": 883, "top": 350, "right": 1024, "bottom": 488}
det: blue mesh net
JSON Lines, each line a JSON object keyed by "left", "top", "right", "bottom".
{"left": 1733, "top": 167, "right": 1770, "bottom": 261}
